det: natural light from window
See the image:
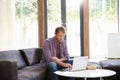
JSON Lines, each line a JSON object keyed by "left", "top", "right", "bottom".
{"left": 89, "top": 0, "right": 118, "bottom": 59}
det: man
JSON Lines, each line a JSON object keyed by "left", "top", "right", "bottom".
{"left": 40, "top": 26, "right": 74, "bottom": 80}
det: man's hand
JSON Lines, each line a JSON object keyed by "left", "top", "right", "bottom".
{"left": 51, "top": 57, "right": 72, "bottom": 68}
{"left": 62, "top": 63, "right": 72, "bottom": 68}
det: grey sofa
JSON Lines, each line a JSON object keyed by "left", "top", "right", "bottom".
{"left": 0, "top": 48, "right": 119, "bottom": 80}
{"left": 0, "top": 48, "right": 47, "bottom": 80}
{"left": 0, "top": 47, "right": 101, "bottom": 80}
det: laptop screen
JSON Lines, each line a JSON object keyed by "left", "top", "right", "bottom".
{"left": 72, "top": 56, "right": 88, "bottom": 71}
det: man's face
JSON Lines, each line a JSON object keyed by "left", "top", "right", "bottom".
{"left": 55, "top": 31, "right": 65, "bottom": 43}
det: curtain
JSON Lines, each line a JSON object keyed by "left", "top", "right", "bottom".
{"left": 0, "top": 0, "right": 17, "bottom": 50}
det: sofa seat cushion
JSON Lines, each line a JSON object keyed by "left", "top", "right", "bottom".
{"left": 19, "top": 48, "right": 42, "bottom": 66}
{"left": 18, "top": 64, "right": 46, "bottom": 80}
{"left": 0, "top": 50, "right": 26, "bottom": 69}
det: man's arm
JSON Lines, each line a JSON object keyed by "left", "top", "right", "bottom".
{"left": 51, "top": 40, "right": 72, "bottom": 68}
{"left": 59, "top": 58, "right": 67, "bottom": 62}
{"left": 51, "top": 57, "right": 72, "bottom": 68}
{"left": 43, "top": 40, "right": 52, "bottom": 62}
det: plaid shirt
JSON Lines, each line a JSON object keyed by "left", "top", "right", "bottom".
{"left": 40, "top": 37, "right": 69, "bottom": 67}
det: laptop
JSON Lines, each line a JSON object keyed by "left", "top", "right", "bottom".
{"left": 62, "top": 56, "right": 88, "bottom": 71}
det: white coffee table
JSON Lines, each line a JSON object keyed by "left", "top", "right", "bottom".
{"left": 54, "top": 69, "right": 116, "bottom": 80}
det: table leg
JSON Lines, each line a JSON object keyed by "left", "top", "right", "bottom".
{"left": 100, "top": 77, "right": 102, "bottom": 80}
{"left": 84, "top": 77, "right": 87, "bottom": 80}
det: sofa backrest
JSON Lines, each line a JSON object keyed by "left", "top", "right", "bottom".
{"left": 19, "top": 48, "right": 42, "bottom": 66}
{"left": 0, "top": 50, "right": 26, "bottom": 69}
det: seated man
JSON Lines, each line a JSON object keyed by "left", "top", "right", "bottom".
{"left": 40, "top": 26, "right": 74, "bottom": 80}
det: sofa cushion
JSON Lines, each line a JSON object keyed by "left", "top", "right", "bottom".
{"left": 0, "top": 50, "right": 26, "bottom": 69}
{"left": 18, "top": 64, "right": 47, "bottom": 80}
{"left": 19, "top": 48, "right": 42, "bottom": 66}
{"left": 100, "top": 60, "right": 120, "bottom": 68}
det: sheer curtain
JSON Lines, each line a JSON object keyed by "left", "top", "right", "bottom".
{"left": 0, "top": 0, "right": 17, "bottom": 50}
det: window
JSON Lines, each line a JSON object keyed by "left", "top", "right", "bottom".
{"left": 66, "top": 0, "right": 81, "bottom": 56}
{"left": 47, "top": 0, "right": 61, "bottom": 38}
{"left": 16, "top": 0, "right": 38, "bottom": 49}
{"left": 89, "top": 0, "right": 118, "bottom": 59}
{"left": 46, "top": 0, "right": 81, "bottom": 56}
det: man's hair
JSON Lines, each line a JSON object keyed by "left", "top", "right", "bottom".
{"left": 55, "top": 26, "right": 66, "bottom": 34}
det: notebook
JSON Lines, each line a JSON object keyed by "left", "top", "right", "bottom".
{"left": 62, "top": 56, "right": 88, "bottom": 71}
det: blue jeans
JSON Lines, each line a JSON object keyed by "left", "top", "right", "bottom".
{"left": 46, "top": 60, "right": 75, "bottom": 80}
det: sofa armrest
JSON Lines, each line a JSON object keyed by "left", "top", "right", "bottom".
{"left": 0, "top": 60, "right": 18, "bottom": 80}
